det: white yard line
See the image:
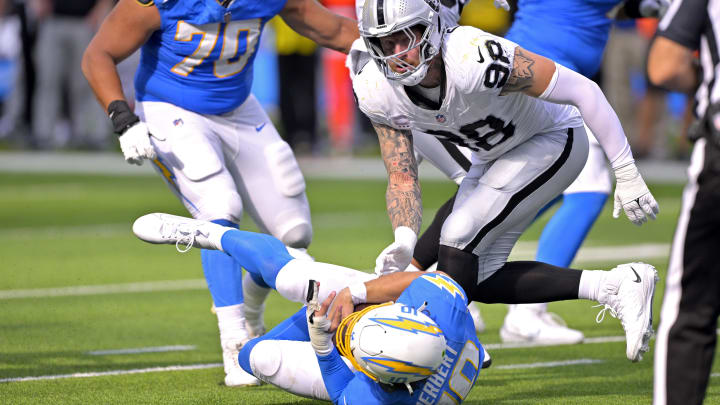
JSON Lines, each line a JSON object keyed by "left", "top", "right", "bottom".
{"left": 510, "top": 242, "right": 670, "bottom": 264}
{"left": 0, "top": 243, "right": 669, "bottom": 300}
{"left": 0, "top": 358, "right": 607, "bottom": 383}
{"left": 495, "top": 359, "right": 604, "bottom": 370}
{"left": 86, "top": 345, "right": 196, "bottom": 356}
{"left": 0, "top": 279, "right": 206, "bottom": 299}
{"left": 0, "top": 363, "right": 223, "bottom": 383}
{"left": 485, "top": 335, "right": 626, "bottom": 350}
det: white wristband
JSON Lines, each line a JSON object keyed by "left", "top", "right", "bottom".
{"left": 394, "top": 226, "right": 418, "bottom": 249}
{"left": 348, "top": 282, "right": 367, "bottom": 305}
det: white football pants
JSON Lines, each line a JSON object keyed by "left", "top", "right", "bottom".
{"left": 440, "top": 126, "right": 589, "bottom": 283}
{"left": 136, "top": 95, "right": 312, "bottom": 247}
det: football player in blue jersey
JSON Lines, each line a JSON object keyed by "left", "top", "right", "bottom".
{"left": 81, "top": 0, "right": 358, "bottom": 387}
{"left": 132, "top": 212, "right": 485, "bottom": 403}
{"left": 132, "top": 210, "right": 659, "bottom": 402}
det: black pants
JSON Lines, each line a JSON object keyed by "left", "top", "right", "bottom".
{"left": 655, "top": 138, "right": 720, "bottom": 405}
{"left": 277, "top": 53, "right": 317, "bottom": 149}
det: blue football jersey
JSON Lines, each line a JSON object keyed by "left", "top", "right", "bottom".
{"left": 505, "top": 0, "right": 622, "bottom": 77}
{"left": 338, "top": 273, "right": 484, "bottom": 405}
{"left": 135, "top": 0, "right": 286, "bottom": 114}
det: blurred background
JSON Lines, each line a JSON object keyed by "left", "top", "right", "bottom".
{"left": 0, "top": 0, "right": 694, "bottom": 160}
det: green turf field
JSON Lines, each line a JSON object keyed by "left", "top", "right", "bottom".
{"left": 0, "top": 173, "right": 716, "bottom": 404}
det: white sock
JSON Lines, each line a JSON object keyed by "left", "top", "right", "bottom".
{"left": 208, "top": 226, "right": 231, "bottom": 252}
{"left": 242, "top": 272, "right": 270, "bottom": 335}
{"left": 578, "top": 270, "right": 606, "bottom": 301}
{"left": 215, "top": 303, "right": 248, "bottom": 343}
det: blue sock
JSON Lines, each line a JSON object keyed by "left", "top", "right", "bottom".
{"left": 238, "top": 307, "right": 308, "bottom": 374}
{"left": 201, "top": 220, "right": 242, "bottom": 307}
{"left": 220, "top": 230, "right": 294, "bottom": 290}
{"left": 536, "top": 192, "right": 608, "bottom": 267}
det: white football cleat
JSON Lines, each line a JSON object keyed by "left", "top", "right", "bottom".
{"left": 222, "top": 339, "right": 262, "bottom": 387}
{"left": 467, "top": 303, "right": 486, "bottom": 334}
{"left": 132, "top": 213, "right": 228, "bottom": 252}
{"left": 481, "top": 346, "right": 492, "bottom": 369}
{"left": 500, "top": 305, "right": 584, "bottom": 345}
{"left": 595, "top": 262, "right": 659, "bottom": 362}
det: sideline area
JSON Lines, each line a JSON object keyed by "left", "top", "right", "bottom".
{"left": 0, "top": 151, "right": 689, "bottom": 183}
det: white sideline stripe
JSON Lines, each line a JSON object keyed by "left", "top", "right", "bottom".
{"left": 0, "top": 242, "right": 669, "bottom": 300}
{"left": 484, "top": 335, "right": 625, "bottom": 350}
{"left": 0, "top": 363, "right": 223, "bottom": 383}
{"left": 0, "top": 359, "right": 605, "bottom": 383}
{"left": 87, "top": 345, "right": 196, "bottom": 355}
{"left": 510, "top": 242, "right": 670, "bottom": 263}
{"left": 495, "top": 359, "right": 604, "bottom": 370}
{"left": 0, "top": 279, "right": 206, "bottom": 299}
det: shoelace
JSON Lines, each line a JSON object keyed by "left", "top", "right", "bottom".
{"left": 593, "top": 304, "right": 619, "bottom": 323}
{"left": 161, "top": 223, "right": 196, "bottom": 253}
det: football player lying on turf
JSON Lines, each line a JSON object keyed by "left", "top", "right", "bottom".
{"left": 133, "top": 213, "right": 486, "bottom": 403}
{"left": 135, "top": 210, "right": 656, "bottom": 375}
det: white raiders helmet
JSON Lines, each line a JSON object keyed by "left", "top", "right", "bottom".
{"left": 336, "top": 302, "right": 447, "bottom": 385}
{"left": 358, "top": 0, "right": 444, "bottom": 86}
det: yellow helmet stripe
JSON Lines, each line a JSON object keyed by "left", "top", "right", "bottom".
{"left": 365, "top": 358, "right": 435, "bottom": 376}
{"left": 371, "top": 317, "right": 443, "bottom": 336}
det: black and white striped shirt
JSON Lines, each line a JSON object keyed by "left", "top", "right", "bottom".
{"left": 658, "top": 0, "right": 718, "bottom": 118}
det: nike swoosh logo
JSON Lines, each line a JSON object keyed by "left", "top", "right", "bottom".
{"left": 255, "top": 123, "right": 266, "bottom": 132}
{"left": 631, "top": 266, "right": 642, "bottom": 283}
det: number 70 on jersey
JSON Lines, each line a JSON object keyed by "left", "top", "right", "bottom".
{"left": 170, "top": 19, "right": 261, "bottom": 79}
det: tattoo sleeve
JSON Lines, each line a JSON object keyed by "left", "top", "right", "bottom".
{"left": 373, "top": 122, "right": 422, "bottom": 234}
{"left": 500, "top": 47, "right": 536, "bottom": 95}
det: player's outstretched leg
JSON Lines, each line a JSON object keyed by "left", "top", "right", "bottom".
{"left": 133, "top": 213, "right": 227, "bottom": 251}
{"left": 133, "top": 213, "right": 295, "bottom": 286}
{"left": 591, "top": 262, "right": 659, "bottom": 362}
{"left": 469, "top": 260, "right": 659, "bottom": 362}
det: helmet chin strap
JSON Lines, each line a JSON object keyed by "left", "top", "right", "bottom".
{"left": 396, "top": 62, "right": 431, "bottom": 86}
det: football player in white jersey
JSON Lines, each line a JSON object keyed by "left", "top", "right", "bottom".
{"left": 350, "top": 0, "right": 604, "bottom": 343}
{"left": 333, "top": 0, "right": 661, "bottom": 362}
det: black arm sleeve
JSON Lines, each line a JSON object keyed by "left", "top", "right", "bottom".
{"left": 657, "top": 0, "right": 708, "bottom": 50}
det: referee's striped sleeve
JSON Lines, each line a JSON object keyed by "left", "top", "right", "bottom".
{"left": 657, "top": 0, "right": 708, "bottom": 50}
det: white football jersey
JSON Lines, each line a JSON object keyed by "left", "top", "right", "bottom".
{"left": 352, "top": 26, "right": 584, "bottom": 164}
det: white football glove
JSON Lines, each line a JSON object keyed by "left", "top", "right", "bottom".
{"left": 118, "top": 121, "right": 157, "bottom": 166}
{"left": 639, "top": 0, "right": 670, "bottom": 18}
{"left": 493, "top": 0, "right": 511, "bottom": 11}
{"left": 374, "top": 226, "right": 417, "bottom": 276}
{"left": 613, "top": 162, "right": 660, "bottom": 226}
{"left": 306, "top": 281, "right": 333, "bottom": 356}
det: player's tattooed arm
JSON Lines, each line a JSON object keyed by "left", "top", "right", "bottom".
{"left": 374, "top": 122, "right": 422, "bottom": 234}
{"left": 500, "top": 46, "right": 557, "bottom": 97}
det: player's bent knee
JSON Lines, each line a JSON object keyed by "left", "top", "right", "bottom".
{"left": 195, "top": 191, "right": 243, "bottom": 222}
{"left": 279, "top": 222, "right": 312, "bottom": 249}
{"left": 264, "top": 142, "right": 306, "bottom": 197}
{"left": 441, "top": 211, "right": 477, "bottom": 246}
{"left": 248, "top": 340, "right": 282, "bottom": 379}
